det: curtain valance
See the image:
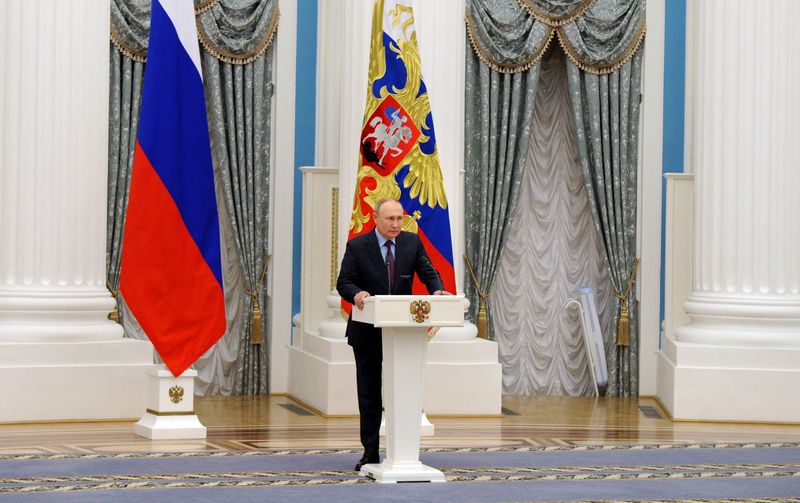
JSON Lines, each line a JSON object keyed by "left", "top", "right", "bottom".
{"left": 111, "top": 0, "right": 279, "bottom": 65}
{"left": 466, "top": 0, "right": 645, "bottom": 75}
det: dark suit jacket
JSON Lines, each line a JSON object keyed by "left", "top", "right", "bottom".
{"left": 336, "top": 230, "right": 442, "bottom": 348}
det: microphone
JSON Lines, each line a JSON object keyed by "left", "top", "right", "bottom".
{"left": 422, "top": 253, "right": 443, "bottom": 292}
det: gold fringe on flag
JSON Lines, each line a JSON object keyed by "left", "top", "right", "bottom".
{"left": 614, "top": 257, "right": 640, "bottom": 347}
{"left": 464, "top": 254, "right": 490, "bottom": 340}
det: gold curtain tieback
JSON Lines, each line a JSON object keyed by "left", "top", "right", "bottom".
{"left": 614, "top": 257, "right": 640, "bottom": 347}
{"left": 464, "top": 254, "right": 489, "bottom": 340}
{"left": 107, "top": 282, "right": 121, "bottom": 324}
{"left": 246, "top": 255, "right": 271, "bottom": 345}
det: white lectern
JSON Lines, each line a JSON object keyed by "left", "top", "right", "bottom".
{"left": 352, "top": 295, "right": 464, "bottom": 483}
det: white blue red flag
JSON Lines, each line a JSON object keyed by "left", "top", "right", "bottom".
{"left": 345, "top": 0, "right": 456, "bottom": 311}
{"left": 120, "top": 0, "right": 225, "bottom": 376}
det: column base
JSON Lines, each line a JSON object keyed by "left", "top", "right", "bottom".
{"left": 424, "top": 339, "right": 502, "bottom": 415}
{"left": 360, "top": 460, "right": 446, "bottom": 483}
{"left": 657, "top": 335, "right": 800, "bottom": 422}
{"left": 0, "top": 339, "right": 155, "bottom": 422}
{"left": 0, "top": 287, "right": 123, "bottom": 342}
{"left": 677, "top": 292, "right": 800, "bottom": 346}
{"left": 288, "top": 328, "right": 502, "bottom": 415}
{"left": 287, "top": 328, "right": 357, "bottom": 415}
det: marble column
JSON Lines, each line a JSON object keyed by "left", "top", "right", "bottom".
{"left": 0, "top": 1, "right": 120, "bottom": 341}
{"left": 0, "top": 0, "right": 153, "bottom": 421}
{"left": 661, "top": 0, "right": 800, "bottom": 421}
{"left": 678, "top": 0, "right": 800, "bottom": 346}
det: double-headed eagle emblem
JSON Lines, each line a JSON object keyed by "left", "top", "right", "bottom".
{"left": 409, "top": 299, "right": 431, "bottom": 323}
{"left": 168, "top": 385, "right": 184, "bottom": 404}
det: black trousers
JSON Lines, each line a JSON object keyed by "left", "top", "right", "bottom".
{"left": 352, "top": 340, "right": 382, "bottom": 459}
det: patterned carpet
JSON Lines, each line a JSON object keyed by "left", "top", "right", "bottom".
{"left": 1, "top": 443, "right": 799, "bottom": 502}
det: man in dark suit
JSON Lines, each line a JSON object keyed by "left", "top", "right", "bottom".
{"left": 337, "top": 198, "right": 445, "bottom": 471}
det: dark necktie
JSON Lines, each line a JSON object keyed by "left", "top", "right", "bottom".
{"left": 385, "top": 240, "right": 395, "bottom": 291}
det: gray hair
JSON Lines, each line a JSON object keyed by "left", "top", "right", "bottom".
{"left": 374, "top": 198, "right": 401, "bottom": 216}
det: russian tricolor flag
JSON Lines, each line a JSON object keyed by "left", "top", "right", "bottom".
{"left": 120, "top": 0, "right": 225, "bottom": 377}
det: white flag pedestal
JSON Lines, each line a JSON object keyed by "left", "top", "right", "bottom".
{"left": 134, "top": 366, "right": 206, "bottom": 440}
{"left": 353, "top": 295, "right": 464, "bottom": 483}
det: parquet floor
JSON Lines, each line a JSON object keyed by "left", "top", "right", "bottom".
{"left": 1, "top": 395, "right": 799, "bottom": 455}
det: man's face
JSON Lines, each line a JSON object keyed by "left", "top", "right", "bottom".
{"left": 374, "top": 200, "right": 403, "bottom": 239}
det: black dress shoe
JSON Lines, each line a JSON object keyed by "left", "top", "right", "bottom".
{"left": 354, "top": 455, "right": 380, "bottom": 471}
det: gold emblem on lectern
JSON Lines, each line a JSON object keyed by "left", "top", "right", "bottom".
{"left": 409, "top": 300, "right": 431, "bottom": 323}
{"left": 168, "top": 385, "right": 185, "bottom": 404}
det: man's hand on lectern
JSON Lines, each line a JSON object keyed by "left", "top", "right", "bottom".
{"left": 354, "top": 290, "right": 370, "bottom": 310}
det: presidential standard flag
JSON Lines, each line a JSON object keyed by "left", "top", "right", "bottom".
{"left": 345, "top": 0, "right": 456, "bottom": 312}
{"left": 120, "top": 0, "right": 225, "bottom": 377}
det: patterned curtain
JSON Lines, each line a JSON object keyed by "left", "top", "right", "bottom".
{"left": 465, "top": 0, "right": 644, "bottom": 395}
{"left": 466, "top": 0, "right": 645, "bottom": 75}
{"left": 203, "top": 49, "right": 274, "bottom": 395}
{"left": 107, "top": 0, "right": 279, "bottom": 395}
{"left": 566, "top": 49, "right": 644, "bottom": 397}
{"left": 107, "top": 47, "right": 143, "bottom": 326}
{"left": 464, "top": 0, "right": 542, "bottom": 337}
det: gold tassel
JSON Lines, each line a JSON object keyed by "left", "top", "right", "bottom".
{"left": 108, "top": 308, "right": 120, "bottom": 324}
{"left": 464, "top": 254, "right": 492, "bottom": 340}
{"left": 476, "top": 296, "right": 489, "bottom": 340}
{"left": 616, "top": 299, "right": 630, "bottom": 347}
{"left": 251, "top": 300, "right": 263, "bottom": 345}
{"left": 614, "top": 257, "right": 640, "bottom": 347}
{"left": 247, "top": 257, "right": 271, "bottom": 346}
